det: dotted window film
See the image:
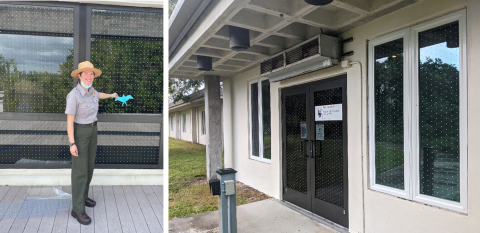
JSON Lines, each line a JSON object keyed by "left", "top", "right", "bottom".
{"left": 314, "top": 87, "right": 344, "bottom": 207}
{"left": 374, "top": 38, "right": 404, "bottom": 190}
{"left": 419, "top": 22, "right": 460, "bottom": 202}
{"left": 0, "top": 121, "right": 160, "bottom": 165}
{"left": 92, "top": 9, "right": 162, "bottom": 38}
{"left": 285, "top": 93, "right": 307, "bottom": 194}
{"left": 261, "top": 80, "right": 271, "bottom": 159}
{"left": 0, "top": 5, "right": 74, "bottom": 114}
{"left": 0, "top": 5, "right": 74, "bottom": 34}
{"left": 250, "top": 82, "right": 259, "bottom": 157}
{"left": 90, "top": 36, "right": 163, "bottom": 114}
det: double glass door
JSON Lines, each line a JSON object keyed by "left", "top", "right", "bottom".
{"left": 282, "top": 75, "right": 348, "bottom": 228}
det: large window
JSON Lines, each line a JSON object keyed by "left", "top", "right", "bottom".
{"left": 368, "top": 11, "right": 467, "bottom": 212}
{"left": 0, "top": 3, "right": 163, "bottom": 169}
{"left": 249, "top": 78, "right": 271, "bottom": 162}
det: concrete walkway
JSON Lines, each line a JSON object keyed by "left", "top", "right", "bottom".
{"left": 169, "top": 198, "right": 341, "bottom": 233}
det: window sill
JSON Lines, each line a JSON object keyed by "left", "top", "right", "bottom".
{"left": 249, "top": 156, "right": 271, "bottom": 164}
{"left": 369, "top": 186, "right": 467, "bottom": 215}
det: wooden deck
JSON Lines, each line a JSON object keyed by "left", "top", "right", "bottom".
{"left": 0, "top": 186, "right": 163, "bottom": 233}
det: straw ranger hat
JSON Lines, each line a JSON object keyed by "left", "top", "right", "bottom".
{"left": 70, "top": 61, "right": 102, "bottom": 78}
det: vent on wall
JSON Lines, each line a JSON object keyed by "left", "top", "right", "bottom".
{"left": 260, "top": 34, "right": 339, "bottom": 82}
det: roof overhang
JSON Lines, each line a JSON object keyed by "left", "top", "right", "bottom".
{"left": 169, "top": 0, "right": 419, "bottom": 80}
{"left": 57, "top": 0, "right": 163, "bottom": 8}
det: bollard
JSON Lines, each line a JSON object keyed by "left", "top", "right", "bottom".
{"left": 422, "top": 146, "right": 435, "bottom": 195}
{"left": 209, "top": 168, "right": 237, "bottom": 233}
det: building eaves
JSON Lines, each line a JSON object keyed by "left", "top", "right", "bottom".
{"left": 169, "top": 0, "right": 212, "bottom": 56}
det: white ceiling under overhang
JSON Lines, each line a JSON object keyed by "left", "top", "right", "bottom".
{"left": 169, "top": 0, "right": 419, "bottom": 80}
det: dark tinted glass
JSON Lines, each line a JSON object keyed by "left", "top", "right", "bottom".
{"left": 419, "top": 22, "right": 460, "bottom": 201}
{"left": 262, "top": 80, "right": 271, "bottom": 159}
{"left": 374, "top": 38, "right": 404, "bottom": 190}
{"left": 91, "top": 36, "right": 162, "bottom": 114}
{"left": 251, "top": 82, "right": 259, "bottom": 157}
{"left": 314, "top": 87, "right": 344, "bottom": 207}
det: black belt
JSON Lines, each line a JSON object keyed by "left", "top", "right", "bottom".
{"left": 74, "top": 121, "right": 97, "bottom": 127}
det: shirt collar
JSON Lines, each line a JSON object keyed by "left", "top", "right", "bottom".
{"left": 76, "top": 83, "right": 93, "bottom": 97}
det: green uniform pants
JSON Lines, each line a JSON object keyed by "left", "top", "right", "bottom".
{"left": 72, "top": 124, "right": 97, "bottom": 213}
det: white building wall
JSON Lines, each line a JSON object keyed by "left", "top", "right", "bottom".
{"left": 223, "top": 0, "right": 480, "bottom": 232}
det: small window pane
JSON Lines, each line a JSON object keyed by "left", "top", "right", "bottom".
{"left": 0, "top": 5, "right": 74, "bottom": 33}
{"left": 92, "top": 9, "right": 162, "bottom": 38}
{"left": 374, "top": 38, "right": 404, "bottom": 190}
{"left": 182, "top": 114, "right": 186, "bottom": 133}
{"left": 419, "top": 21, "right": 460, "bottom": 201}
{"left": 261, "top": 80, "right": 271, "bottom": 159}
{"left": 251, "top": 82, "right": 259, "bottom": 157}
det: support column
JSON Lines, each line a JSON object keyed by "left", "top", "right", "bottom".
{"left": 192, "top": 107, "right": 198, "bottom": 144}
{"left": 205, "top": 75, "right": 223, "bottom": 179}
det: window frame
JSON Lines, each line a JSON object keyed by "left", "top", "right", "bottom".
{"left": 248, "top": 77, "right": 271, "bottom": 163}
{"left": 368, "top": 10, "right": 467, "bottom": 213}
{"left": 368, "top": 28, "right": 412, "bottom": 200}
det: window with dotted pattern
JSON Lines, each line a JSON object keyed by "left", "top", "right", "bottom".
{"left": 369, "top": 11, "right": 467, "bottom": 213}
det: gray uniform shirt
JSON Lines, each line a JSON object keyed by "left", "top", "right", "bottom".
{"left": 65, "top": 84, "right": 99, "bottom": 124}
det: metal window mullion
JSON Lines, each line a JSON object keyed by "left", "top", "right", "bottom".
{"left": 85, "top": 5, "right": 92, "bottom": 61}
{"left": 159, "top": 121, "right": 163, "bottom": 169}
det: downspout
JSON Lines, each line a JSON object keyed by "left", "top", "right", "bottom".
{"left": 344, "top": 60, "right": 366, "bottom": 233}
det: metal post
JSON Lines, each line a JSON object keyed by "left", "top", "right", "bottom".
{"left": 214, "top": 168, "right": 237, "bottom": 233}
{"left": 422, "top": 146, "right": 435, "bottom": 195}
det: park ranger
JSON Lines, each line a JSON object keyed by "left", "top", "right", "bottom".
{"left": 65, "top": 61, "right": 119, "bottom": 225}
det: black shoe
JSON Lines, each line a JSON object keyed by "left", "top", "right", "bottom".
{"left": 85, "top": 198, "right": 96, "bottom": 207}
{"left": 71, "top": 210, "right": 92, "bottom": 225}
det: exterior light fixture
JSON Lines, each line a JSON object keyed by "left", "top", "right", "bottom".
{"left": 197, "top": 55, "right": 213, "bottom": 71}
{"left": 392, "top": 55, "right": 397, "bottom": 58}
{"left": 229, "top": 25, "right": 250, "bottom": 51}
{"left": 304, "top": 0, "right": 334, "bottom": 5}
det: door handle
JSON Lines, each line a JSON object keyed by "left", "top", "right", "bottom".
{"left": 310, "top": 140, "right": 315, "bottom": 158}
{"left": 301, "top": 139, "right": 309, "bottom": 158}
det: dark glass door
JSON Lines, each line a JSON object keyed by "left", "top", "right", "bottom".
{"left": 282, "top": 75, "right": 348, "bottom": 228}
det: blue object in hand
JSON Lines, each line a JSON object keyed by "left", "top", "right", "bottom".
{"left": 115, "top": 94, "right": 134, "bottom": 106}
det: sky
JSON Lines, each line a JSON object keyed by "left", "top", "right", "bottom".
{"left": 0, "top": 34, "right": 73, "bottom": 73}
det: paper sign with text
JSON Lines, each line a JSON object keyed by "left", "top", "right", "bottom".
{"left": 315, "top": 104, "right": 342, "bottom": 121}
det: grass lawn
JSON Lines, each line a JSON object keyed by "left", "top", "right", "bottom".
{"left": 169, "top": 138, "right": 270, "bottom": 219}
